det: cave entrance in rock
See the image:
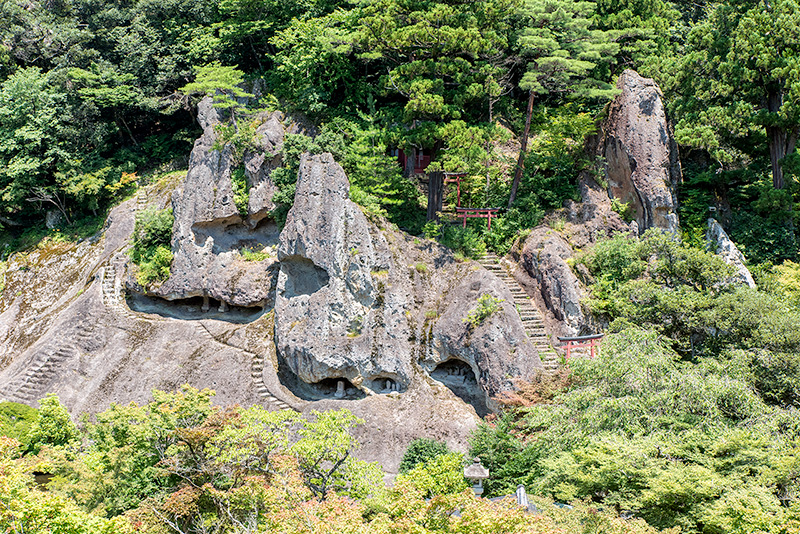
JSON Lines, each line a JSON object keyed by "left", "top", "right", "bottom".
{"left": 431, "top": 359, "right": 488, "bottom": 416}
{"left": 127, "top": 293, "right": 269, "bottom": 323}
{"left": 366, "top": 375, "right": 405, "bottom": 394}
{"left": 192, "top": 217, "right": 281, "bottom": 254}
{"left": 276, "top": 357, "right": 365, "bottom": 401}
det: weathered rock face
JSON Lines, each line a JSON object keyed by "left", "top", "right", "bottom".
{"left": 275, "top": 152, "right": 542, "bottom": 413}
{"left": 424, "top": 270, "right": 542, "bottom": 413}
{"left": 602, "top": 69, "right": 681, "bottom": 234}
{"left": 706, "top": 218, "right": 756, "bottom": 288}
{"left": 147, "top": 97, "right": 286, "bottom": 309}
{"left": 519, "top": 227, "right": 588, "bottom": 337}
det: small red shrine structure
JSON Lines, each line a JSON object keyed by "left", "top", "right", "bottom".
{"left": 557, "top": 333, "right": 604, "bottom": 361}
{"left": 455, "top": 207, "right": 501, "bottom": 230}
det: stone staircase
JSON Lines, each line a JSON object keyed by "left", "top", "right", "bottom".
{"left": 0, "top": 311, "right": 101, "bottom": 403}
{"left": 195, "top": 323, "right": 294, "bottom": 412}
{"left": 479, "top": 253, "right": 560, "bottom": 372}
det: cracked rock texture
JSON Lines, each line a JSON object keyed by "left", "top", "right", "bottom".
{"left": 601, "top": 69, "right": 681, "bottom": 234}
{"left": 147, "top": 97, "right": 286, "bottom": 308}
{"left": 706, "top": 218, "right": 756, "bottom": 288}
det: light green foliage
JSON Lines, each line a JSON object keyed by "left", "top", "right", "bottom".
{"left": 0, "top": 402, "right": 37, "bottom": 447}
{"left": 395, "top": 453, "right": 469, "bottom": 498}
{"left": 27, "top": 394, "right": 79, "bottom": 454}
{"left": 239, "top": 246, "right": 269, "bottom": 261}
{"left": 131, "top": 207, "right": 174, "bottom": 287}
{"left": 471, "top": 327, "right": 800, "bottom": 533}
{"left": 611, "top": 198, "right": 634, "bottom": 222}
{"left": 231, "top": 167, "right": 249, "bottom": 217}
{"left": 399, "top": 438, "right": 451, "bottom": 474}
{"left": 465, "top": 293, "right": 504, "bottom": 327}
{"left": 291, "top": 409, "right": 383, "bottom": 499}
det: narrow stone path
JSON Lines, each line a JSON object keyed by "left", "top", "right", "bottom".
{"left": 479, "top": 253, "right": 560, "bottom": 372}
{"left": 195, "top": 322, "right": 295, "bottom": 412}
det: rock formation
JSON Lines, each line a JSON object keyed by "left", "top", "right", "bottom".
{"left": 275, "top": 152, "right": 542, "bottom": 415}
{"left": 145, "top": 97, "right": 286, "bottom": 309}
{"left": 706, "top": 218, "right": 756, "bottom": 288}
{"left": 601, "top": 69, "right": 681, "bottom": 234}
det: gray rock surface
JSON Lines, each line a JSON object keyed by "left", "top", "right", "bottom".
{"left": 148, "top": 97, "right": 286, "bottom": 309}
{"left": 706, "top": 218, "right": 756, "bottom": 288}
{"left": 275, "top": 153, "right": 542, "bottom": 413}
{"left": 602, "top": 69, "right": 681, "bottom": 234}
{"left": 519, "top": 227, "right": 587, "bottom": 337}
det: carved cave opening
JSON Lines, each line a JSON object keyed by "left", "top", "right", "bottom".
{"left": 192, "top": 217, "right": 281, "bottom": 254}
{"left": 276, "top": 355, "right": 365, "bottom": 401}
{"left": 365, "top": 375, "right": 405, "bottom": 394}
{"left": 127, "top": 293, "right": 268, "bottom": 323}
{"left": 280, "top": 256, "right": 330, "bottom": 297}
{"left": 431, "top": 359, "right": 488, "bottom": 417}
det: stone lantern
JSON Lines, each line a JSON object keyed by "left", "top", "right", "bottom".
{"left": 463, "top": 457, "right": 489, "bottom": 496}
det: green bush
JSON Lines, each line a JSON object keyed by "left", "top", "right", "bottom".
{"left": 399, "top": 438, "right": 451, "bottom": 473}
{"left": 0, "top": 402, "right": 37, "bottom": 447}
{"left": 131, "top": 207, "right": 174, "bottom": 287}
{"left": 231, "top": 167, "right": 250, "bottom": 217}
{"left": 465, "top": 293, "right": 504, "bottom": 327}
{"left": 135, "top": 245, "right": 173, "bottom": 286}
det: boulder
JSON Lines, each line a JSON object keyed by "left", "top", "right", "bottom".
{"left": 602, "top": 69, "right": 681, "bottom": 234}
{"left": 706, "top": 218, "right": 756, "bottom": 288}
{"left": 519, "top": 227, "right": 588, "bottom": 337}
{"left": 146, "top": 97, "right": 287, "bottom": 309}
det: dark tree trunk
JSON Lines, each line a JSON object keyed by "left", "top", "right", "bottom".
{"left": 766, "top": 89, "right": 798, "bottom": 190}
{"left": 427, "top": 171, "right": 444, "bottom": 221}
{"left": 508, "top": 90, "right": 535, "bottom": 209}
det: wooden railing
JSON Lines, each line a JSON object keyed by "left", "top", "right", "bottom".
{"left": 557, "top": 333, "right": 604, "bottom": 360}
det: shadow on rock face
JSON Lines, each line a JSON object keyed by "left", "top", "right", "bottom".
{"left": 431, "top": 359, "right": 488, "bottom": 417}
{"left": 128, "top": 294, "right": 268, "bottom": 324}
{"left": 279, "top": 255, "right": 330, "bottom": 297}
{"left": 192, "top": 217, "right": 281, "bottom": 253}
{"left": 276, "top": 355, "right": 365, "bottom": 401}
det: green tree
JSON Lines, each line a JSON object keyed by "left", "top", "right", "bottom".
{"left": 508, "top": 0, "right": 619, "bottom": 206}
{"left": 399, "top": 438, "right": 451, "bottom": 474}
{"left": 667, "top": 0, "right": 800, "bottom": 189}
{"left": 27, "top": 394, "right": 79, "bottom": 454}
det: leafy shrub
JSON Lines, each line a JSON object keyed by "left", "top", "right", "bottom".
{"left": 399, "top": 438, "right": 451, "bottom": 473}
{"left": 465, "top": 293, "right": 504, "bottom": 327}
{"left": 131, "top": 207, "right": 174, "bottom": 287}
{"left": 135, "top": 245, "right": 173, "bottom": 286}
{"left": 395, "top": 452, "right": 468, "bottom": 498}
{"left": 0, "top": 402, "right": 37, "bottom": 447}
{"left": 231, "top": 167, "right": 249, "bottom": 217}
{"left": 27, "top": 394, "right": 79, "bottom": 454}
{"left": 239, "top": 246, "right": 269, "bottom": 261}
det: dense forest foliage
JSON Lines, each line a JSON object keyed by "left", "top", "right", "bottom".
{"left": 3, "top": 0, "right": 800, "bottom": 532}
{"left": 1, "top": 0, "right": 798, "bottom": 260}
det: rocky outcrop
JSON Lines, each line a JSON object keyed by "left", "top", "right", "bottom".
{"left": 602, "top": 69, "right": 681, "bottom": 234}
{"left": 147, "top": 97, "right": 287, "bottom": 309}
{"left": 519, "top": 227, "right": 587, "bottom": 337}
{"left": 275, "top": 152, "right": 542, "bottom": 413}
{"left": 706, "top": 218, "right": 756, "bottom": 288}
{"left": 424, "top": 270, "right": 542, "bottom": 412}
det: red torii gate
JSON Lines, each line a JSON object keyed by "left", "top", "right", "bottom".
{"left": 455, "top": 207, "right": 501, "bottom": 230}
{"left": 557, "top": 333, "right": 604, "bottom": 361}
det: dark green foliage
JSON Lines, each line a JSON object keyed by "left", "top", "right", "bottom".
{"left": 231, "top": 167, "right": 249, "bottom": 217}
{"left": 398, "top": 438, "right": 451, "bottom": 474}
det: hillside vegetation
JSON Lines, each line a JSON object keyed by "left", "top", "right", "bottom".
{"left": 2, "top": 0, "right": 800, "bottom": 532}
